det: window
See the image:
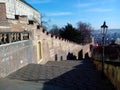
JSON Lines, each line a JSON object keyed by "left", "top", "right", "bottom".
{"left": 29, "top": 20, "right": 34, "bottom": 25}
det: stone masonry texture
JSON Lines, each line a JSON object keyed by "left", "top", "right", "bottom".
{"left": 0, "top": 3, "right": 10, "bottom": 31}
{"left": 0, "top": 40, "right": 34, "bottom": 78}
{"left": 0, "top": 60, "right": 115, "bottom": 90}
{"left": 0, "top": 2, "right": 93, "bottom": 80}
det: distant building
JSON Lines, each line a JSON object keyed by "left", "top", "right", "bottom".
{"left": 0, "top": 0, "right": 41, "bottom": 25}
{"left": 115, "top": 38, "right": 120, "bottom": 45}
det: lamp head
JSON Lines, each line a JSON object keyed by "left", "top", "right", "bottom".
{"left": 101, "top": 21, "right": 108, "bottom": 35}
{"left": 101, "top": 21, "right": 108, "bottom": 29}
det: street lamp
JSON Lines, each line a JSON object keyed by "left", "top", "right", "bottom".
{"left": 101, "top": 21, "right": 108, "bottom": 76}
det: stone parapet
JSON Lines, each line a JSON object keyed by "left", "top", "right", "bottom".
{"left": 0, "top": 40, "right": 34, "bottom": 78}
{"left": 0, "top": 31, "right": 29, "bottom": 45}
{"left": 93, "top": 60, "right": 120, "bottom": 90}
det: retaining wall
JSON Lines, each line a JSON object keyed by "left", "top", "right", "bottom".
{"left": 0, "top": 40, "right": 34, "bottom": 78}
{"left": 93, "top": 60, "right": 120, "bottom": 90}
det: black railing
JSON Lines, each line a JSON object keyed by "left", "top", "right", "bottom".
{"left": 0, "top": 31, "right": 29, "bottom": 45}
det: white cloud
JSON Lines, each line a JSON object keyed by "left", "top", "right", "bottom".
{"left": 25, "top": 0, "right": 52, "bottom": 4}
{"left": 76, "top": 0, "right": 117, "bottom": 8}
{"left": 47, "top": 12, "right": 72, "bottom": 16}
{"left": 76, "top": 3, "right": 93, "bottom": 7}
{"left": 87, "top": 8, "right": 113, "bottom": 12}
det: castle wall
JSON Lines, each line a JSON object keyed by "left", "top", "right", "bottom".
{"left": 0, "top": 3, "right": 92, "bottom": 78}
{"left": 0, "top": 3, "right": 10, "bottom": 31}
{"left": 0, "top": 40, "right": 34, "bottom": 78}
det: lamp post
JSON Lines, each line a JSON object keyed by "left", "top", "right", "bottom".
{"left": 101, "top": 21, "right": 108, "bottom": 76}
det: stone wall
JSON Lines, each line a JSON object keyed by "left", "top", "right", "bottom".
{"left": 0, "top": 29, "right": 92, "bottom": 78}
{"left": 0, "top": 9, "right": 92, "bottom": 63}
{"left": 93, "top": 60, "right": 120, "bottom": 90}
{"left": 0, "top": 3, "right": 10, "bottom": 31}
{"left": 0, "top": 40, "right": 34, "bottom": 78}
{"left": 0, "top": 10, "right": 92, "bottom": 77}
{"left": 33, "top": 29, "right": 92, "bottom": 64}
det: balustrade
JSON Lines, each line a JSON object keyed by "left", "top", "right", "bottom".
{"left": 0, "top": 31, "right": 29, "bottom": 45}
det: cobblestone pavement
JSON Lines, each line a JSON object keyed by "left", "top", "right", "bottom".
{"left": 0, "top": 60, "right": 115, "bottom": 90}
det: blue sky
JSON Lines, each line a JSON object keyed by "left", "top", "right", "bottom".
{"left": 25, "top": 0, "right": 120, "bottom": 30}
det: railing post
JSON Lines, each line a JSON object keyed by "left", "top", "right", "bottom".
{"left": 11, "top": 33, "right": 14, "bottom": 42}
{"left": 0, "top": 33, "right": 2, "bottom": 45}
{"left": 20, "top": 32, "right": 23, "bottom": 40}
{"left": 16, "top": 33, "right": 19, "bottom": 41}
{"left": 3, "top": 34, "right": 7, "bottom": 44}
{"left": 13, "top": 33, "right": 16, "bottom": 42}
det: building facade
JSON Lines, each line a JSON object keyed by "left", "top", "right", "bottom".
{"left": 0, "top": 0, "right": 92, "bottom": 78}
{"left": 115, "top": 38, "right": 120, "bottom": 45}
{"left": 0, "top": 0, "right": 41, "bottom": 24}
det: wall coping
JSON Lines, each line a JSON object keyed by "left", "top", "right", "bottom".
{"left": 93, "top": 59, "right": 120, "bottom": 66}
{"left": 0, "top": 40, "right": 31, "bottom": 47}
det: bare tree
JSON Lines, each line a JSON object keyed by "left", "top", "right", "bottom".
{"left": 41, "top": 14, "right": 51, "bottom": 31}
{"left": 77, "top": 22, "right": 93, "bottom": 44}
{"left": 49, "top": 25, "right": 60, "bottom": 36}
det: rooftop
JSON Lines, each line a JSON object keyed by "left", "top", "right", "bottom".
{"left": 21, "top": 0, "right": 39, "bottom": 12}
